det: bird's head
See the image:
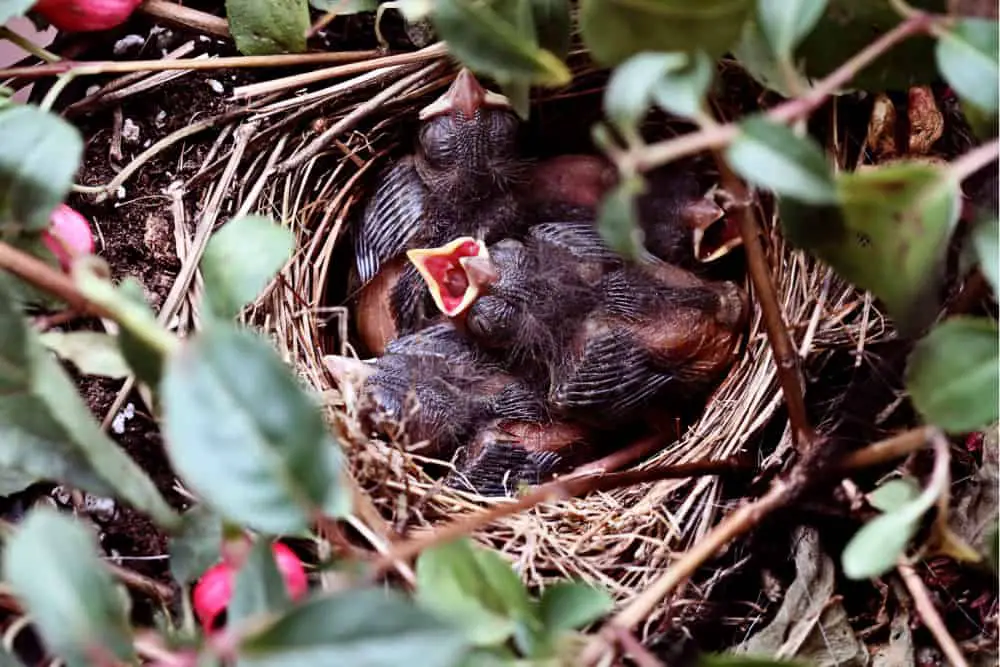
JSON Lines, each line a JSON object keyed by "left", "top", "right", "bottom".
{"left": 415, "top": 68, "right": 520, "bottom": 186}
{"left": 407, "top": 236, "right": 498, "bottom": 319}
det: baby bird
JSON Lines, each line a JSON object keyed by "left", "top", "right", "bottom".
{"left": 410, "top": 225, "right": 750, "bottom": 428}
{"left": 526, "top": 154, "right": 735, "bottom": 267}
{"left": 353, "top": 68, "right": 529, "bottom": 354}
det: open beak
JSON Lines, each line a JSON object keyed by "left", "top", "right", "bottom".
{"left": 418, "top": 68, "right": 512, "bottom": 121}
{"left": 681, "top": 197, "right": 742, "bottom": 263}
{"left": 407, "top": 236, "right": 497, "bottom": 317}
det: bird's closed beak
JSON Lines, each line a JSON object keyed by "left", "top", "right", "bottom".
{"left": 418, "top": 68, "right": 512, "bottom": 121}
{"left": 407, "top": 236, "right": 497, "bottom": 317}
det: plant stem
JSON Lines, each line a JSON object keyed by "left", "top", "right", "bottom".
{"left": 39, "top": 71, "right": 77, "bottom": 112}
{"left": 625, "top": 10, "right": 937, "bottom": 173}
{"left": 898, "top": 563, "right": 969, "bottom": 667}
{"left": 137, "top": 0, "right": 230, "bottom": 38}
{"left": 950, "top": 136, "right": 1000, "bottom": 182}
{"left": 0, "top": 26, "right": 60, "bottom": 63}
{"left": 712, "top": 150, "right": 816, "bottom": 452}
{"left": 836, "top": 426, "right": 933, "bottom": 470}
{"left": 0, "top": 241, "right": 112, "bottom": 318}
{"left": 0, "top": 50, "right": 381, "bottom": 81}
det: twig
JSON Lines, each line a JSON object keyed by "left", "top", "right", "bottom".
{"left": 950, "top": 136, "right": 1000, "bottom": 182}
{"left": 0, "top": 242, "right": 111, "bottom": 318}
{"left": 138, "top": 0, "right": 231, "bottom": 38}
{"left": 278, "top": 61, "right": 445, "bottom": 172}
{"left": 0, "top": 26, "right": 60, "bottom": 63}
{"left": 622, "top": 11, "right": 937, "bottom": 174}
{"left": 0, "top": 50, "right": 381, "bottom": 81}
{"left": 581, "top": 481, "right": 793, "bottom": 665}
{"left": 712, "top": 152, "right": 815, "bottom": 451}
{"left": 370, "top": 458, "right": 746, "bottom": 575}
{"left": 104, "top": 561, "right": 175, "bottom": 601}
{"left": 611, "top": 626, "right": 666, "bottom": 667}
{"left": 233, "top": 41, "right": 449, "bottom": 99}
{"left": 898, "top": 562, "right": 969, "bottom": 667}
{"left": 836, "top": 426, "right": 932, "bottom": 470}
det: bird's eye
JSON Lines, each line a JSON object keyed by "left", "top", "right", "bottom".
{"left": 419, "top": 118, "right": 455, "bottom": 168}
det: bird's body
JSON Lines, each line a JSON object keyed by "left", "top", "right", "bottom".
{"left": 352, "top": 69, "right": 530, "bottom": 355}
{"left": 415, "top": 222, "right": 749, "bottom": 429}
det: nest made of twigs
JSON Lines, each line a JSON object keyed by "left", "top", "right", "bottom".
{"left": 222, "top": 49, "right": 896, "bottom": 630}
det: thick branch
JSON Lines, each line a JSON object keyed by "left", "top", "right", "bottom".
{"left": 0, "top": 241, "right": 112, "bottom": 318}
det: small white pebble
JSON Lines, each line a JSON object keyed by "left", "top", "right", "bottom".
{"left": 51, "top": 486, "right": 72, "bottom": 505}
{"left": 154, "top": 110, "right": 167, "bottom": 127}
{"left": 122, "top": 118, "right": 141, "bottom": 144}
{"left": 116, "top": 186, "right": 127, "bottom": 200}
{"left": 84, "top": 495, "right": 117, "bottom": 522}
{"left": 111, "top": 402, "right": 135, "bottom": 434}
{"left": 86, "top": 85, "right": 100, "bottom": 97}
{"left": 113, "top": 34, "right": 145, "bottom": 55}
{"left": 150, "top": 25, "right": 165, "bottom": 36}
{"left": 206, "top": 79, "right": 224, "bottom": 94}
{"left": 143, "top": 139, "right": 152, "bottom": 148}
{"left": 199, "top": 35, "right": 212, "bottom": 43}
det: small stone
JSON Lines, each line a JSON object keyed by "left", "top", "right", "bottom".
{"left": 51, "top": 486, "right": 72, "bottom": 506}
{"left": 83, "top": 495, "right": 117, "bottom": 522}
{"left": 206, "top": 79, "right": 224, "bottom": 95}
{"left": 86, "top": 85, "right": 100, "bottom": 97}
{"left": 111, "top": 402, "right": 135, "bottom": 435}
{"left": 154, "top": 110, "right": 167, "bottom": 127}
{"left": 122, "top": 118, "right": 141, "bottom": 145}
{"left": 116, "top": 186, "right": 127, "bottom": 200}
{"left": 113, "top": 34, "right": 146, "bottom": 56}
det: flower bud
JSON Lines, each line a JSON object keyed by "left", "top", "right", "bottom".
{"left": 192, "top": 542, "right": 308, "bottom": 633}
{"left": 42, "top": 204, "right": 94, "bottom": 271}
{"left": 32, "top": 0, "right": 143, "bottom": 32}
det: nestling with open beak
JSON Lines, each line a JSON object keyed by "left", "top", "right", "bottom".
{"left": 527, "top": 154, "right": 740, "bottom": 266}
{"left": 352, "top": 68, "right": 530, "bottom": 355}
{"left": 409, "top": 225, "right": 750, "bottom": 428}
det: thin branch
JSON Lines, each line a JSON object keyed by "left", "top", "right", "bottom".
{"left": 0, "top": 50, "right": 381, "bottom": 81}
{"left": 898, "top": 562, "right": 969, "bottom": 667}
{"left": 624, "top": 11, "right": 937, "bottom": 173}
{"left": 137, "top": 0, "right": 231, "bottom": 38}
{"left": 836, "top": 426, "right": 933, "bottom": 470}
{"left": 610, "top": 626, "right": 666, "bottom": 667}
{"left": 0, "top": 26, "right": 60, "bottom": 63}
{"left": 950, "top": 136, "right": 1000, "bottom": 182}
{"left": 369, "top": 458, "right": 746, "bottom": 576}
{"left": 581, "top": 481, "right": 793, "bottom": 665}
{"left": 713, "top": 151, "right": 815, "bottom": 452}
{"left": 0, "top": 242, "right": 111, "bottom": 318}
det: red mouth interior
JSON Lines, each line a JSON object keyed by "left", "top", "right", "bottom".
{"left": 423, "top": 239, "right": 482, "bottom": 313}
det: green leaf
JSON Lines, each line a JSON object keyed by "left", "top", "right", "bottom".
{"left": 985, "top": 516, "right": 998, "bottom": 574}
{"left": 309, "top": 0, "right": 377, "bottom": 13}
{"left": 3, "top": 508, "right": 134, "bottom": 667}
{"left": 905, "top": 316, "right": 1000, "bottom": 433}
{"left": 538, "top": 581, "right": 613, "bottom": 633}
{"left": 972, "top": 217, "right": 999, "bottom": 293}
{"left": 605, "top": 53, "right": 688, "bottom": 136}
{"left": 530, "top": 0, "right": 571, "bottom": 61}
{"left": 725, "top": 116, "right": 837, "bottom": 204}
{"left": 936, "top": 18, "right": 999, "bottom": 114}
{"left": 579, "top": 0, "right": 753, "bottom": 66}
{"left": 732, "top": 17, "right": 811, "bottom": 98}
{"left": 757, "top": 0, "right": 828, "bottom": 58}
{"left": 74, "top": 261, "right": 176, "bottom": 387}
{"left": 598, "top": 175, "right": 646, "bottom": 261}
{"left": 0, "top": 279, "right": 179, "bottom": 529}
{"left": 0, "top": 0, "right": 35, "bottom": 24}
{"left": 114, "top": 278, "right": 167, "bottom": 388}
{"left": 415, "top": 539, "right": 537, "bottom": 648}
{"left": 781, "top": 162, "right": 962, "bottom": 336}
{"left": 841, "top": 508, "right": 921, "bottom": 579}
{"left": 228, "top": 540, "right": 291, "bottom": 629}
{"left": 867, "top": 477, "right": 921, "bottom": 513}
{"left": 161, "top": 323, "right": 349, "bottom": 535}
{"left": 39, "top": 332, "right": 131, "bottom": 379}
{"left": 793, "top": 0, "right": 946, "bottom": 91}
{"left": 225, "top": 0, "right": 309, "bottom": 55}
{"left": 168, "top": 504, "right": 224, "bottom": 585}
{"left": 651, "top": 50, "right": 715, "bottom": 121}
{"left": 237, "top": 589, "right": 470, "bottom": 666}
{"left": 0, "top": 105, "right": 83, "bottom": 231}
{"left": 0, "top": 468, "right": 40, "bottom": 497}
{"left": 500, "top": 79, "right": 532, "bottom": 120}
{"left": 200, "top": 215, "right": 294, "bottom": 320}
{"left": 430, "top": 0, "right": 571, "bottom": 86}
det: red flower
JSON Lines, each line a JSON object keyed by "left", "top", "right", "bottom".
{"left": 42, "top": 204, "right": 94, "bottom": 271}
{"left": 32, "top": 0, "right": 143, "bottom": 32}
{"left": 192, "top": 542, "right": 308, "bottom": 633}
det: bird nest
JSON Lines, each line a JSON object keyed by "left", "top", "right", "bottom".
{"left": 231, "top": 51, "right": 893, "bottom": 620}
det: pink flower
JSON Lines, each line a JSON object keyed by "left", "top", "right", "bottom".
{"left": 192, "top": 542, "right": 308, "bottom": 633}
{"left": 42, "top": 204, "right": 94, "bottom": 271}
{"left": 32, "top": 0, "right": 143, "bottom": 32}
